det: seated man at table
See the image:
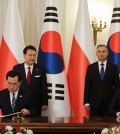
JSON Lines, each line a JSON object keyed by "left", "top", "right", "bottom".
{"left": 109, "top": 89, "right": 120, "bottom": 117}
{"left": 0, "top": 70, "right": 36, "bottom": 116}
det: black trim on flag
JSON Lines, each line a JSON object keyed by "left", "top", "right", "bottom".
{"left": 48, "top": 89, "right": 52, "bottom": 93}
{"left": 48, "top": 96, "right": 52, "bottom": 99}
{"left": 113, "top": 8, "right": 120, "bottom": 11}
{"left": 55, "top": 96, "right": 64, "bottom": 100}
{"left": 47, "top": 83, "right": 52, "bottom": 100}
{"left": 56, "top": 84, "right": 64, "bottom": 88}
{"left": 47, "top": 83, "right": 65, "bottom": 100}
{"left": 44, "top": 18, "right": 59, "bottom": 23}
{"left": 45, "top": 13, "right": 58, "bottom": 17}
{"left": 55, "top": 84, "right": 64, "bottom": 100}
{"left": 111, "top": 19, "right": 120, "bottom": 23}
{"left": 47, "top": 83, "right": 52, "bottom": 87}
{"left": 112, "top": 13, "right": 120, "bottom": 17}
{"left": 55, "top": 90, "right": 64, "bottom": 94}
{"left": 46, "top": 7, "right": 57, "bottom": 11}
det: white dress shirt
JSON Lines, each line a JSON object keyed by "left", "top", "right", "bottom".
{"left": 24, "top": 63, "right": 33, "bottom": 77}
{"left": 98, "top": 60, "right": 107, "bottom": 73}
{"left": 10, "top": 89, "right": 19, "bottom": 106}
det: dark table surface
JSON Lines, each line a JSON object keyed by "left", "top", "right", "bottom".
{"left": 0, "top": 116, "right": 119, "bottom": 132}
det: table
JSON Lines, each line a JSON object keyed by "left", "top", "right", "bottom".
{"left": 0, "top": 116, "right": 119, "bottom": 132}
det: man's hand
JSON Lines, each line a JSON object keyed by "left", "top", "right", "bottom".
{"left": 85, "top": 104, "right": 90, "bottom": 112}
{"left": 41, "top": 105, "right": 47, "bottom": 111}
{"left": 21, "top": 108, "right": 30, "bottom": 116}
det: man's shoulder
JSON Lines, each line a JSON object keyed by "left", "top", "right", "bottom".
{"left": 33, "top": 63, "right": 45, "bottom": 72}
{"left": 107, "top": 61, "right": 118, "bottom": 68}
{"left": 88, "top": 62, "right": 98, "bottom": 68}
{"left": 0, "top": 89, "right": 8, "bottom": 95}
{"left": 34, "top": 63, "right": 42, "bottom": 68}
{"left": 13, "top": 63, "right": 24, "bottom": 68}
{"left": 107, "top": 61, "right": 116, "bottom": 66}
{"left": 19, "top": 87, "right": 31, "bottom": 95}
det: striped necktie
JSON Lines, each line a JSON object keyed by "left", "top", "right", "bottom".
{"left": 11, "top": 93, "right": 16, "bottom": 112}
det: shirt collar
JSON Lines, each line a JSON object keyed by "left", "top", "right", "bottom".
{"left": 98, "top": 60, "right": 107, "bottom": 66}
{"left": 24, "top": 63, "right": 33, "bottom": 70}
{"left": 10, "top": 88, "right": 19, "bottom": 96}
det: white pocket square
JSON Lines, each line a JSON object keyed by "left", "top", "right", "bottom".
{"left": 35, "top": 75, "right": 41, "bottom": 77}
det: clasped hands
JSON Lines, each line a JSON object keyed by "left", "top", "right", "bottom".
{"left": 85, "top": 104, "right": 90, "bottom": 112}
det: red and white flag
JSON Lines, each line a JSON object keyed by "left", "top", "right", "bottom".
{"left": 0, "top": 0, "right": 25, "bottom": 90}
{"left": 67, "top": 0, "right": 96, "bottom": 118}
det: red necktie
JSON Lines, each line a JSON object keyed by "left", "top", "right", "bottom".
{"left": 27, "top": 67, "right": 31, "bottom": 85}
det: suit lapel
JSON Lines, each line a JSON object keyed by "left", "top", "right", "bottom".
{"left": 15, "top": 89, "right": 23, "bottom": 111}
{"left": 21, "top": 63, "right": 28, "bottom": 85}
{"left": 29, "top": 64, "right": 39, "bottom": 86}
{"left": 104, "top": 62, "right": 112, "bottom": 80}
{"left": 29, "top": 64, "right": 35, "bottom": 86}
{"left": 94, "top": 62, "right": 102, "bottom": 81}
{"left": 31, "top": 64, "right": 36, "bottom": 81}
{"left": 93, "top": 62, "right": 105, "bottom": 83}
{"left": 6, "top": 90, "right": 13, "bottom": 112}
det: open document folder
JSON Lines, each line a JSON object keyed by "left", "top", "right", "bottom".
{"left": 0, "top": 112, "right": 21, "bottom": 118}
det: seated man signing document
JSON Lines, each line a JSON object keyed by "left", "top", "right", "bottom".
{"left": 0, "top": 70, "right": 36, "bottom": 116}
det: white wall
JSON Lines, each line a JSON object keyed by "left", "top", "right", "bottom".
{"left": 65, "top": 0, "right": 114, "bottom": 68}
{"left": 88, "top": 0, "right": 114, "bottom": 46}
{"left": 0, "top": 0, "right": 115, "bottom": 69}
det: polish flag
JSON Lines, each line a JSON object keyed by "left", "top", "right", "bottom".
{"left": 37, "top": 0, "right": 71, "bottom": 120}
{"left": 107, "top": 0, "right": 120, "bottom": 73}
{"left": 0, "top": 0, "right": 25, "bottom": 90}
{"left": 67, "top": 0, "right": 96, "bottom": 118}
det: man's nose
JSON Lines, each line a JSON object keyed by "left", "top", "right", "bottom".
{"left": 31, "top": 55, "right": 34, "bottom": 59}
{"left": 9, "top": 84, "right": 14, "bottom": 88}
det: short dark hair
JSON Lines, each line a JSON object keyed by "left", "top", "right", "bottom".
{"left": 23, "top": 45, "right": 36, "bottom": 54}
{"left": 6, "top": 70, "right": 22, "bottom": 82}
{"left": 97, "top": 44, "right": 108, "bottom": 49}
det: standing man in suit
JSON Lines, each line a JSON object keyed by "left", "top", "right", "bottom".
{"left": 13, "top": 45, "right": 48, "bottom": 116}
{"left": 0, "top": 70, "right": 36, "bottom": 116}
{"left": 84, "top": 44, "right": 120, "bottom": 116}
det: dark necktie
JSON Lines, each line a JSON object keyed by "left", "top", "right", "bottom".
{"left": 27, "top": 67, "right": 31, "bottom": 85}
{"left": 11, "top": 93, "right": 16, "bottom": 112}
{"left": 100, "top": 63, "right": 104, "bottom": 81}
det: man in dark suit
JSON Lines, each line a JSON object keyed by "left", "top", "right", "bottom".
{"left": 84, "top": 44, "right": 120, "bottom": 116}
{"left": 109, "top": 89, "right": 120, "bottom": 117}
{"left": 13, "top": 45, "right": 48, "bottom": 116}
{"left": 0, "top": 70, "right": 36, "bottom": 116}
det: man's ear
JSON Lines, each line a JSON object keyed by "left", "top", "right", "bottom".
{"left": 19, "top": 80, "right": 22, "bottom": 85}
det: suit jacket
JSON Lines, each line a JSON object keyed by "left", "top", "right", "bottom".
{"left": 84, "top": 61, "right": 120, "bottom": 109}
{"left": 109, "top": 89, "right": 120, "bottom": 116}
{"left": 13, "top": 63, "right": 48, "bottom": 115}
{"left": 0, "top": 88, "right": 36, "bottom": 116}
